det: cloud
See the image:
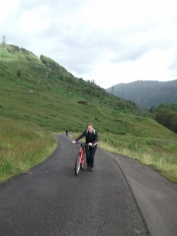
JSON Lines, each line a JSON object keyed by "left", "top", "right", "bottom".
{"left": 1, "top": 0, "right": 177, "bottom": 88}
{"left": 168, "top": 47, "right": 177, "bottom": 76}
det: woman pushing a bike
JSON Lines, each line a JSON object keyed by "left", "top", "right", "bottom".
{"left": 72, "top": 123, "right": 98, "bottom": 172}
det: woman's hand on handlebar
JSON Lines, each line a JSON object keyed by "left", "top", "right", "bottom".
{"left": 72, "top": 140, "right": 76, "bottom": 144}
{"left": 88, "top": 142, "right": 92, "bottom": 146}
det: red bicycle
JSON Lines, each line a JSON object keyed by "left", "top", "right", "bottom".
{"left": 75, "top": 142, "right": 87, "bottom": 176}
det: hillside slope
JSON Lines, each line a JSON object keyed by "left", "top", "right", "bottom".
{"left": 106, "top": 80, "right": 177, "bottom": 109}
{"left": 1, "top": 43, "right": 177, "bottom": 183}
{"left": 0, "top": 44, "right": 138, "bottom": 133}
{"left": 0, "top": 43, "right": 176, "bottom": 138}
{"left": 1, "top": 44, "right": 177, "bottom": 138}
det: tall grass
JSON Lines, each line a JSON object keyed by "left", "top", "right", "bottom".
{"left": 98, "top": 133, "right": 177, "bottom": 184}
{"left": 70, "top": 132, "right": 177, "bottom": 183}
{"left": 0, "top": 117, "right": 57, "bottom": 183}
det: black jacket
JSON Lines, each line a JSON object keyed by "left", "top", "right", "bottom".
{"left": 75, "top": 129, "right": 98, "bottom": 147}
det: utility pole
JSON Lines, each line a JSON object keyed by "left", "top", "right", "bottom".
{"left": 2, "top": 36, "right": 6, "bottom": 65}
{"left": 19, "top": 47, "right": 22, "bottom": 69}
{"left": 111, "top": 86, "right": 114, "bottom": 95}
{"left": 139, "top": 97, "right": 144, "bottom": 115}
{"left": 1, "top": 42, "right": 3, "bottom": 63}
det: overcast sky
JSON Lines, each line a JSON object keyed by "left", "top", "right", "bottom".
{"left": 1, "top": 0, "right": 177, "bottom": 88}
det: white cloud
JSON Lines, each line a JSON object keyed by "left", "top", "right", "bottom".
{"left": 18, "top": 6, "right": 50, "bottom": 33}
{"left": 0, "top": 0, "right": 19, "bottom": 24}
{"left": 1, "top": 0, "right": 177, "bottom": 88}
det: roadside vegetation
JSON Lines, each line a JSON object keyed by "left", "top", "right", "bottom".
{"left": 99, "top": 134, "right": 177, "bottom": 183}
{"left": 71, "top": 125, "right": 177, "bottom": 184}
{"left": 0, "top": 43, "right": 177, "bottom": 183}
{"left": 154, "top": 103, "right": 177, "bottom": 133}
{"left": 0, "top": 117, "right": 57, "bottom": 182}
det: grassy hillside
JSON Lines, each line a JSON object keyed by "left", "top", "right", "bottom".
{"left": 0, "top": 44, "right": 138, "bottom": 132}
{"left": 1, "top": 44, "right": 177, "bottom": 183}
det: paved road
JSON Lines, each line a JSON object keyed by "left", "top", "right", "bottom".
{"left": 0, "top": 135, "right": 176, "bottom": 236}
{"left": 107, "top": 151, "right": 177, "bottom": 236}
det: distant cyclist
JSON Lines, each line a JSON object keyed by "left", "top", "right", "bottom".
{"left": 72, "top": 123, "right": 98, "bottom": 172}
{"left": 66, "top": 128, "right": 68, "bottom": 136}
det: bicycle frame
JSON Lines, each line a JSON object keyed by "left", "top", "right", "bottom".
{"left": 79, "top": 143, "right": 86, "bottom": 164}
{"left": 75, "top": 142, "right": 87, "bottom": 176}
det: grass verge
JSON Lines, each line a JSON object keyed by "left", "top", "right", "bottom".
{"left": 71, "top": 132, "right": 177, "bottom": 184}
{"left": 0, "top": 117, "right": 57, "bottom": 183}
{"left": 1, "top": 128, "right": 177, "bottom": 184}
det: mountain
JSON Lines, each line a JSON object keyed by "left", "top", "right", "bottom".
{"left": 106, "top": 80, "right": 177, "bottom": 109}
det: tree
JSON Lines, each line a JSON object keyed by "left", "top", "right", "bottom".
{"left": 155, "top": 108, "right": 177, "bottom": 133}
{"left": 149, "top": 106, "right": 156, "bottom": 113}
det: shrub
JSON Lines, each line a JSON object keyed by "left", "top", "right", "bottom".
{"left": 17, "top": 70, "right": 21, "bottom": 77}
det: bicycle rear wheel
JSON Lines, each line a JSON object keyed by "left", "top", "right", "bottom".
{"left": 75, "top": 153, "right": 81, "bottom": 176}
{"left": 80, "top": 154, "right": 85, "bottom": 170}
{"left": 80, "top": 162, "right": 84, "bottom": 170}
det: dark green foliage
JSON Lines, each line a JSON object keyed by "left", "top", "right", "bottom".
{"left": 155, "top": 107, "right": 177, "bottom": 133}
{"left": 17, "top": 70, "right": 21, "bottom": 77}
{"left": 149, "top": 106, "right": 156, "bottom": 113}
{"left": 156, "top": 103, "right": 177, "bottom": 112}
{"left": 6, "top": 44, "right": 21, "bottom": 54}
{"left": 40, "top": 55, "right": 67, "bottom": 73}
{"left": 26, "top": 55, "right": 38, "bottom": 62}
{"left": 5, "top": 44, "right": 40, "bottom": 63}
{"left": 21, "top": 47, "right": 36, "bottom": 57}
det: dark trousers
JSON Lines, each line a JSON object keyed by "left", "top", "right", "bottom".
{"left": 85, "top": 145, "right": 97, "bottom": 168}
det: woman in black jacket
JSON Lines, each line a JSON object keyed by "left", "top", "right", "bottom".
{"left": 72, "top": 123, "right": 98, "bottom": 172}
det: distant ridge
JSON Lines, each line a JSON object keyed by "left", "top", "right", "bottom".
{"left": 106, "top": 80, "right": 177, "bottom": 109}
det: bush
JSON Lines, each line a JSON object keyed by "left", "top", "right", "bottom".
{"left": 17, "top": 70, "right": 21, "bottom": 77}
{"left": 155, "top": 108, "right": 177, "bottom": 133}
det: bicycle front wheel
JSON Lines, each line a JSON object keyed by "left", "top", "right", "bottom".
{"left": 75, "top": 153, "right": 81, "bottom": 176}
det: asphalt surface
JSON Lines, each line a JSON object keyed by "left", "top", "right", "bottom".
{"left": 0, "top": 135, "right": 177, "bottom": 236}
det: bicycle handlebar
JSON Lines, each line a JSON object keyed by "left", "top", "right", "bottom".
{"left": 75, "top": 142, "right": 89, "bottom": 149}
{"left": 75, "top": 141, "right": 86, "bottom": 144}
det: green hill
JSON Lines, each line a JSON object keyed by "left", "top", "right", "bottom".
{"left": 1, "top": 43, "right": 177, "bottom": 183}
{"left": 106, "top": 80, "right": 177, "bottom": 109}
{"left": 0, "top": 44, "right": 138, "bottom": 132}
